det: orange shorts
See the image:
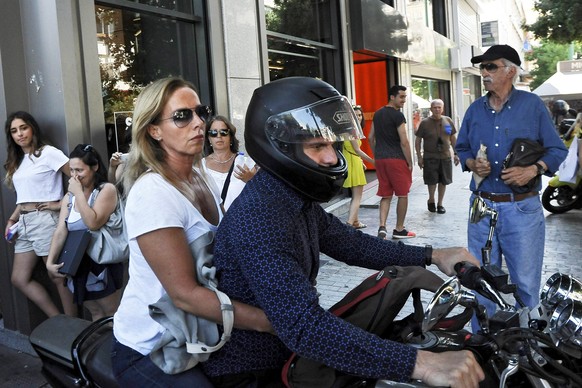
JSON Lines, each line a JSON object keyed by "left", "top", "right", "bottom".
{"left": 375, "top": 159, "right": 412, "bottom": 197}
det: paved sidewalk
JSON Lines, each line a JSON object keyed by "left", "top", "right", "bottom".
{"left": 317, "top": 167, "right": 582, "bottom": 310}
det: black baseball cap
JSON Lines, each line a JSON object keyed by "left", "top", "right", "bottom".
{"left": 471, "top": 44, "right": 521, "bottom": 66}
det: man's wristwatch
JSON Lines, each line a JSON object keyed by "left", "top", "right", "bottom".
{"left": 424, "top": 245, "right": 433, "bottom": 266}
{"left": 534, "top": 162, "right": 545, "bottom": 176}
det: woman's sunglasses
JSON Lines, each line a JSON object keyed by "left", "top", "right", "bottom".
{"left": 157, "top": 105, "right": 212, "bottom": 128}
{"left": 478, "top": 63, "right": 508, "bottom": 73}
{"left": 208, "top": 129, "right": 230, "bottom": 138}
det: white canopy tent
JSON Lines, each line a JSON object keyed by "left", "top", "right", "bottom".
{"left": 532, "top": 60, "right": 582, "bottom": 100}
{"left": 411, "top": 93, "right": 431, "bottom": 109}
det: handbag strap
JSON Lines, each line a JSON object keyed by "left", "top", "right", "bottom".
{"left": 185, "top": 285, "right": 234, "bottom": 354}
{"left": 220, "top": 160, "right": 236, "bottom": 202}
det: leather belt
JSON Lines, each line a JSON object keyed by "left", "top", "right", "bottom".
{"left": 20, "top": 209, "right": 38, "bottom": 214}
{"left": 20, "top": 208, "right": 56, "bottom": 214}
{"left": 473, "top": 191, "right": 539, "bottom": 202}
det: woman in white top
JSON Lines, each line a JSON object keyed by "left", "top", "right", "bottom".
{"left": 3, "top": 111, "right": 75, "bottom": 317}
{"left": 202, "top": 116, "right": 257, "bottom": 211}
{"left": 46, "top": 144, "right": 124, "bottom": 321}
{"left": 112, "top": 78, "right": 271, "bottom": 386}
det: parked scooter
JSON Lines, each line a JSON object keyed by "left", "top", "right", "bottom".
{"left": 542, "top": 174, "right": 582, "bottom": 214}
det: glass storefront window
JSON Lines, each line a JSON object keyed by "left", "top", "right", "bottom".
{"left": 134, "top": 0, "right": 194, "bottom": 13}
{"left": 264, "top": 0, "right": 342, "bottom": 88}
{"left": 95, "top": 2, "right": 209, "bottom": 156}
{"left": 406, "top": 0, "right": 447, "bottom": 37}
{"left": 411, "top": 77, "right": 451, "bottom": 129}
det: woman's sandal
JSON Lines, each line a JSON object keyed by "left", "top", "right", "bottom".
{"left": 350, "top": 220, "right": 367, "bottom": 229}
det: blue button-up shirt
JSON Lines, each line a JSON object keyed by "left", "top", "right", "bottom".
{"left": 456, "top": 88, "right": 567, "bottom": 193}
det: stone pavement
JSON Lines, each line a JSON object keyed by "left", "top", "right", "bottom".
{"left": 317, "top": 167, "right": 582, "bottom": 311}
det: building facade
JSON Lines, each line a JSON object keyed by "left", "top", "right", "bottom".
{"left": 1, "top": 0, "right": 530, "bottom": 334}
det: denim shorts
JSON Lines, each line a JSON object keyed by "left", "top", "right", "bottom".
{"left": 14, "top": 210, "right": 59, "bottom": 256}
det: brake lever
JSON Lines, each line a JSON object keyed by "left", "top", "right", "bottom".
{"left": 499, "top": 357, "right": 519, "bottom": 387}
{"left": 454, "top": 262, "right": 514, "bottom": 312}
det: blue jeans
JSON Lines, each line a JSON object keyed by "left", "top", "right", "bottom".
{"left": 111, "top": 339, "right": 213, "bottom": 387}
{"left": 468, "top": 193, "right": 545, "bottom": 330}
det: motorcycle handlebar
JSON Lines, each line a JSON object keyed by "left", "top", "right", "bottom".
{"left": 454, "top": 262, "right": 513, "bottom": 311}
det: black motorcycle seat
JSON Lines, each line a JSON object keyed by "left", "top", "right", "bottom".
{"left": 30, "top": 314, "right": 92, "bottom": 368}
{"left": 30, "top": 314, "right": 119, "bottom": 387}
{"left": 81, "top": 325, "right": 119, "bottom": 388}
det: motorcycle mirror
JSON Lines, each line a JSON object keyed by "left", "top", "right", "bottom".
{"left": 422, "top": 276, "right": 462, "bottom": 332}
{"left": 469, "top": 196, "right": 497, "bottom": 223}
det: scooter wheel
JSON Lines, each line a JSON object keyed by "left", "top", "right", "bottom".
{"left": 542, "top": 185, "right": 578, "bottom": 214}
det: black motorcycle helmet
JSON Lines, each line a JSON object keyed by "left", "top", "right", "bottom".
{"left": 245, "top": 77, "right": 363, "bottom": 202}
{"left": 552, "top": 100, "right": 570, "bottom": 117}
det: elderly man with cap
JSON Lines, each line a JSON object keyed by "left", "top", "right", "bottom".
{"left": 456, "top": 45, "right": 567, "bottom": 328}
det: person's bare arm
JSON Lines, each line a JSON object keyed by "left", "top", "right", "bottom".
{"left": 46, "top": 196, "right": 70, "bottom": 278}
{"left": 397, "top": 122, "right": 413, "bottom": 169}
{"left": 414, "top": 135, "right": 423, "bottom": 168}
{"left": 450, "top": 134, "right": 460, "bottom": 166}
{"left": 68, "top": 180, "right": 117, "bottom": 230}
{"left": 368, "top": 123, "right": 376, "bottom": 156}
{"left": 138, "top": 227, "right": 272, "bottom": 333}
{"left": 350, "top": 139, "right": 374, "bottom": 164}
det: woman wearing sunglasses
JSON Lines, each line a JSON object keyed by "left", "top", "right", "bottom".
{"left": 202, "top": 115, "right": 257, "bottom": 211}
{"left": 111, "top": 77, "right": 272, "bottom": 386}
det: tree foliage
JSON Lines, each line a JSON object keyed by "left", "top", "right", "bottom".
{"left": 525, "top": 40, "right": 580, "bottom": 90}
{"left": 525, "top": 0, "right": 582, "bottom": 44}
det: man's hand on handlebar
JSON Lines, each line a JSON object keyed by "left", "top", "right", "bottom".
{"left": 431, "top": 247, "right": 481, "bottom": 276}
{"left": 412, "top": 350, "right": 485, "bottom": 388}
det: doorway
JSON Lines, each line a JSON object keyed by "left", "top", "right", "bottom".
{"left": 353, "top": 52, "right": 397, "bottom": 170}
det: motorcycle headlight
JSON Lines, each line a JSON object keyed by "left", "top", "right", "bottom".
{"left": 549, "top": 299, "right": 582, "bottom": 347}
{"left": 540, "top": 273, "right": 582, "bottom": 309}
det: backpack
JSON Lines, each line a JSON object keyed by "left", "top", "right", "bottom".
{"left": 282, "top": 265, "right": 468, "bottom": 388}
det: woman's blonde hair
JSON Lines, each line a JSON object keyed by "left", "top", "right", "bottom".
{"left": 122, "top": 77, "right": 204, "bottom": 203}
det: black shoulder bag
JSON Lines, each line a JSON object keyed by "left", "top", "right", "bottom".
{"left": 502, "top": 138, "right": 545, "bottom": 194}
{"left": 221, "top": 161, "right": 236, "bottom": 203}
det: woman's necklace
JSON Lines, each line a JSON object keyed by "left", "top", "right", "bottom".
{"left": 209, "top": 153, "right": 235, "bottom": 164}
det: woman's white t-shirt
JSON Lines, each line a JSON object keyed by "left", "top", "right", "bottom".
{"left": 12, "top": 145, "right": 68, "bottom": 203}
{"left": 201, "top": 153, "right": 255, "bottom": 211}
{"left": 113, "top": 172, "right": 221, "bottom": 355}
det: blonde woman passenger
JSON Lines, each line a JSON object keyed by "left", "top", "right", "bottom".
{"left": 111, "top": 77, "right": 272, "bottom": 386}
{"left": 3, "top": 111, "right": 75, "bottom": 318}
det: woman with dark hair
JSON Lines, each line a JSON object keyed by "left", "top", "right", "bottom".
{"left": 3, "top": 111, "right": 75, "bottom": 317}
{"left": 46, "top": 144, "right": 124, "bottom": 321}
{"left": 343, "top": 105, "right": 374, "bottom": 228}
{"left": 202, "top": 115, "right": 257, "bottom": 211}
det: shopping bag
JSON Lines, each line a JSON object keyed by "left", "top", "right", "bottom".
{"left": 558, "top": 139, "right": 579, "bottom": 184}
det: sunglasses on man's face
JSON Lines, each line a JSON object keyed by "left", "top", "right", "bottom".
{"left": 478, "top": 63, "right": 508, "bottom": 73}
{"left": 207, "top": 129, "right": 230, "bottom": 138}
{"left": 158, "top": 105, "right": 212, "bottom": 128}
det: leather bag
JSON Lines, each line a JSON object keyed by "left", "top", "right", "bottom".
{"left": 502, "top": 138, "right": 545, "bottom": 193}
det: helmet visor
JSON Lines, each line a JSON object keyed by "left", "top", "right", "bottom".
{"left": 265, "top": 96, "right": 364, "bottom": 143}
